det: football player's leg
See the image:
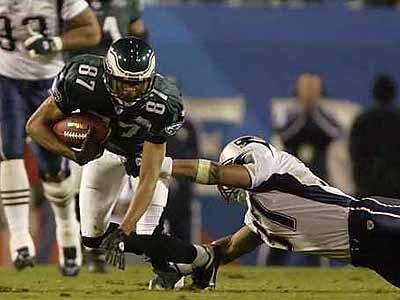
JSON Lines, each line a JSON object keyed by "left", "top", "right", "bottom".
{"left": 179, "top": 226, "right": 262, "bottom": 290}
{"left": 33, "top": 144, "right": 82, "bottom": 276}
{"left": 213, "top": 225, "right": 263, "bottom": 264}
{"left": 0, "top": 76, "right": 35, "bottom": 269}
{"left": 121, "top": 174, "right": 209, "bottom": 289}
{"left": 79, "top": 150, "right": 126, "bottom": 272}
{"left": 350, "top": 196, "right": 400, "bottom": 288}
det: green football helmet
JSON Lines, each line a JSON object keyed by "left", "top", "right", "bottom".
{"left": 104, "top": 37, "right": 156, "bottom": 108}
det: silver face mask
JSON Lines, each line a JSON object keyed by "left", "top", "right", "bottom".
{"left": 217, "top": 135, "right": 267, "bottom": 204}
{"left": 218, "top": 182, "right": 249, "bottom": 204}
{"left": 217, "top": 142, "right": 250, "bottom": 204}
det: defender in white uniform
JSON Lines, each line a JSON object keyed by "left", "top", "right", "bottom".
{"left": 167, "top": 136, "right": 400, "bottom": 289}
{"left": 0, "top": 0, "right": 100, "bottom": 275}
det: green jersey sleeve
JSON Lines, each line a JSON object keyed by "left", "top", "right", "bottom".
{"left": 50, "top": 55, "right": 106, "bottom": 115}
{"left": 144, "top": 76, "right": 185, "bottom": 144}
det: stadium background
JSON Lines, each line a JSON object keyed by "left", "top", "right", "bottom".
{"left": 1, "top": 2, "right": 399, "bottom": 266}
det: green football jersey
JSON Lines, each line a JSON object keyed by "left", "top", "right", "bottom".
{"left": 50, "top": 54, "right": 185, "bottom": 159}
{"left": 69, "top": 0, "right": 143, "bottom": 57}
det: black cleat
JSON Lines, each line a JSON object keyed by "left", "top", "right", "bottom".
{"left": 14, "top": 247, "right": 34, "bottom": 271}
{"left": 191, "top": 245, "right": 220, "bottom": 290}
{"left": 86, "top": 248, "right": 107, "bottom": 273}
{"left": 60, "top": 247, "right": 80, "bottom": 277}
{"left": 148, "top": 264, "right": 184, "bottom": 290}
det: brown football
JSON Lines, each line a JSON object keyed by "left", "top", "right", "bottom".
{"left": 52, "top": 112, "right": 109, "bottom": 148}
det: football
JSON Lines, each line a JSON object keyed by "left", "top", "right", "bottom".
{"left": 52, "top": 112, "right": 110, "bottom": 148}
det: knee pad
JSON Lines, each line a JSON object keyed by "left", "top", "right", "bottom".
{"left": 42, "top": 173, "right": 74, "bottom": 205}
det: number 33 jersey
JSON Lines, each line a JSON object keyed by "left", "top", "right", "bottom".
{"left": 0, "top": 0, "right": 88, "bottom": 80}
{"left": 241, "top": 141, "right": 355, "bottom": 260}
{"left": 50, "top": 54, "right": 185, "bottom": 157}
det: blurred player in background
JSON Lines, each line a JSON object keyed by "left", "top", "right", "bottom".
{"left": 163, "top": 135, "right": 400, "bottom": 289}
{"left": 70, "top": 0, "right": 148, "bottom": 58}
{"left": 350, "top": 74, "right": 400, "bottom": 198}
{"left": 27, "top": 37, "right": 215, "bottom": 289}
{"left": 275, "top": 72, "right": 342, "bottom": 180}
{"left": 272, "top": 72, "right": 342, "bottom": 266}
{"left": 0, "top": 0, "right": 101, "bottom": 275}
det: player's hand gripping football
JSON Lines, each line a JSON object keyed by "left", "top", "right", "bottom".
{"left": 99, "top": 228, "right": 128, "bottom": 270}
{"left": 75, "top": 129, "right": 105, "bottom": 166}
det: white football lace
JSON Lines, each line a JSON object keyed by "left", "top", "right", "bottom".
{"left": 63, "top": 131, "right": 88, "bottom": 140}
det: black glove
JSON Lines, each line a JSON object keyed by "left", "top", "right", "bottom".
{"left": 75, "top": 129, "right": 105, "bottom": 166}
{"left": 23, "top": 34, "right": 62, "bottom": 58}
{"left": 99, "top": 228, "right": 128, "bottom": 270}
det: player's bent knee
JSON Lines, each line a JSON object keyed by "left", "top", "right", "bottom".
{"left": 42, "top": 173, "right": 75, "bottom": 205}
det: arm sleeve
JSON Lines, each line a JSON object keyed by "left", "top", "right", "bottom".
{"left": 48, "top": 64, "right": 79, "bottom": 115}
{"left": 145, "top": 96, "right": 185, "bottom": 144}
{"left": 242, "top": 143, "right": 276, "bottom": 189}
{"left": 62, "top": 0, "right": 89, "bottom": 21}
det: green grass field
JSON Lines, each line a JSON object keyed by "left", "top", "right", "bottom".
{"left": 0, "top": 265, "right": 397, "bottom": 300}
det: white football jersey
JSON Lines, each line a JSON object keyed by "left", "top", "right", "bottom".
{"left": 0, "top": 0, "right": 88, "bottom": 80}
{"left": 241, "top": 142, "right": 354, "bottom": 261}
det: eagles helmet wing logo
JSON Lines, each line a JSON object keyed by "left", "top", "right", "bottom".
{"left": 164, "top": 122, "right": 184, "bottom": 136}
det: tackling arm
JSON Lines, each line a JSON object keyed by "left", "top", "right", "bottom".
{"left": 171, "top": 159, "right": 252, "bottom": 188}
{"left": 119, "top": 141, "right": 166, "bottom": 235}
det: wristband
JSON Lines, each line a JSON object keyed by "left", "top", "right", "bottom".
{"left": 195, "top": 159, "right": 211, "bottom": 184}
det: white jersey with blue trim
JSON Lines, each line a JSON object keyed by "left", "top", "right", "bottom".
{"left": 241, "top": 142, "right": 354, "bottom": 260}
{"left": 0, "top": 0, "right": 88, "bottom": 80}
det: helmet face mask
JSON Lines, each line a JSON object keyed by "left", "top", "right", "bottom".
{"left": 104, "top": 37, "right": 156, "bottom": 108}
{"left": 217, "top": 135, "right": 266, "bottom": 204}
{"left": 217, "top": 151, "right": 249, "bottom": 205}
{"left": 105, "top": 74, "right": 153, "bottom": 107}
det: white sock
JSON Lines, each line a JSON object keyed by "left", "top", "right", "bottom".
{"left": 175, "top": 245, "right": 213, "bottom": 275}
{"left": 50, "top": 198, "right": 82, "bottom": 266}
{"left": 0, "top": 159, "right": 35, "bottom": 260}
{"left": 192, "top": 245, "right": 212, "bottom": 267}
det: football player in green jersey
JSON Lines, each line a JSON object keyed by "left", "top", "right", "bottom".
{"left": 68, "top": 0, "right": 150, "bottom": 273}
{"left": 26, "top": 37, "right": 215, "bottom": 289}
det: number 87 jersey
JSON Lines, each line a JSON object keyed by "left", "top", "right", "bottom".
{"left": 50, "top": 54, "right": 185, "bottom": 158}
{"left": 0, "top": 0, "right": 88, "bottom": 80}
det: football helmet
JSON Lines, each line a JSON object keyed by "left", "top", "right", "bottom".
{"left": 104, "top": 37, "right": 156, "bottom": 107}
{"left": 217, "top": 136, "right": 266, "bottom": 203}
